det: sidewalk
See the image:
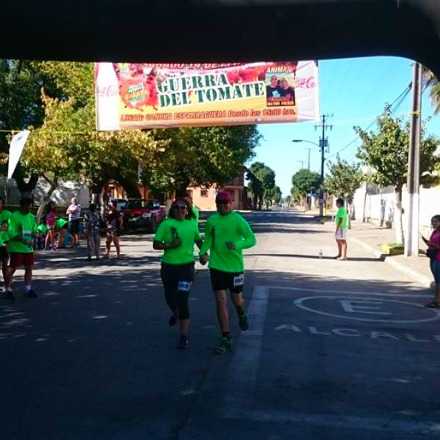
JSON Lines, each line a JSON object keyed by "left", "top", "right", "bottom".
{"left": 349, "top": 220, "right": 434, "bottom": 288}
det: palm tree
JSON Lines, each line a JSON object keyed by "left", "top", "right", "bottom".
{"left": 423, "top": 67, "right": 440, "bottom": 114}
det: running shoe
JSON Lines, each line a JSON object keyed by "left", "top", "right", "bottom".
{"left": 239, "top": 314, "right": 249, "bottom": 331}
{"left": 26, "top": 289, "right": 38, "bottom": 298}
{"left": 215, "top": 336, "right": 232, "bottom": 354}
{"left": 168, "top": 315, "right": 177, "bottom": 327}
{"left": 177, "top": 335, "right": 189, "bottom": 350}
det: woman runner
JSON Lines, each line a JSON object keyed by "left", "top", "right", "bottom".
{"left": 153, "top": 199, "right": 202, "bottom": 349}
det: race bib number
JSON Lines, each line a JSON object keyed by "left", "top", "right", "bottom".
{"left": 233, "top": 274, "right": 244, "bottom": 288}
{"left": 178, "top": 281, "right": 192, "bottom": 292}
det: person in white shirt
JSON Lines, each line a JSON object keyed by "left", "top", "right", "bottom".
{"left": 66, "top": 197, "right": 81, "bottom": 247}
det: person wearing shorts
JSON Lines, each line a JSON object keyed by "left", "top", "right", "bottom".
{"left": 5, "top": 197, "right": 37, "bottom": 300}
{"left": 335, "top": 198, "right": 349, "bottom": 260}
{"left": 85, "top": 203, "right": 103, "bottom": 261}
{"left": 423, "top": 215, "right": 440, "bottom": 308}
{"left": 44, "top": 201, "right": 57, "bottom": 250}
{"left": 0, "top": 198, "right": 12, "bottom": 291}
{"left": 153, "top": 199, "right": 201, "bottom": 349}
{"left": 104, "top": 201, "right": 122, "bottom": 258}
{"left": 199, "top": 191, "right": 256, "bottom": 354}
{"left": 66, "top": 197, "right": 81, "bottom": 247}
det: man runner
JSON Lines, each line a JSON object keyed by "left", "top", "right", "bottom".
{"left": 199, "top": 191, "right": 256, "bottom": 354}
{"left": 5, "top": 197, "right": 37, "bottom": 300}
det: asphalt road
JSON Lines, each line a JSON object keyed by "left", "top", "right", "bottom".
{"left": 1, "top": 209, "right": 439, "bottom": 440}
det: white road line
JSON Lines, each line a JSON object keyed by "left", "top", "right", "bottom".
{"left": 262, "top": 285, "right": 432, "bottom": 298}
{"left": 222, "top": 286, "right": 269, "bottom": 418}
{"left": 225, "top": 408, "right": 440, "bottom": 434}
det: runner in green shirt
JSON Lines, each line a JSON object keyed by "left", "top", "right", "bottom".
{"left": 0, "top": 198, "right": 11, "bottom": 293}
{"left": 335, "top": 198, "right": 349, "bottom": 260}
{"left": 199, "top": 191, "right": 256, "bottom": 354}
{"left": 153, "top": 198, "right": 202, "bottom": 349}
{"left": 5, "top": 197, "right": 38, "bottom": 300}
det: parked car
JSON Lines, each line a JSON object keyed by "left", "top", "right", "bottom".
{"left": 122, "top": 199, "right": 166, "bottom": 232}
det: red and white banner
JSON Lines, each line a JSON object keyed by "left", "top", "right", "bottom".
{"left": 95, "top": 61, "right": 319, "bottom": 130}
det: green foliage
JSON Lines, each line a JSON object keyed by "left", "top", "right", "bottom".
{"left": 423, "top": 68, "right": 440, "bottom": 115}
{"left": 326, "top": 155, "right": 363, "bottom": 199}
{"left": 247, "top": 161, "right": 276, "bottom": 209}
{"left": 1, "top": 60, "right": 259, "bottom": 198}
{"left": 356, "top": 108, "right": 440, "bottom": 190}
{"left": 291, "top": 168, "right": 321, "bottom": 197}
{"left": 145, "top": 125, "right": 259, "bottom": 195}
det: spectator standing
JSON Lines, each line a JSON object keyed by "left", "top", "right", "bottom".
{"left": 66, "top": 197, "right": 81, "bottom": 247}
{"left": 85, "top": 203, "right": 102, "bottom": 261}
{"left": 44, "top": 201, "right": 57, "bottom": 250}
{"left": 104, "top": 201, "right": 123, "bottom": 258}
{"left": 335, "top": 198, "right": 349, "bottom": 260}
{"left": 423, "top": 215, "right": 440, "bottom": 308}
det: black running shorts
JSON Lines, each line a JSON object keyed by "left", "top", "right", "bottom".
{"left": 210, "top": 268, "right": 244, "bottom": 293}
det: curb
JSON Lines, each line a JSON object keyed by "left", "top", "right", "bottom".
{"left": 351, "top": 237, "right": 433, "bottom": 288}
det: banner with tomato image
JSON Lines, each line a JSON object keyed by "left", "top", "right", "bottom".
{"left": 95, "top": 61, "right": 319, "bottom": 130}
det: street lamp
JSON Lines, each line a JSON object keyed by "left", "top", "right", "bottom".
{"left": 292, "top": 139, "right": 317, "bottom": 171}
{"left": 292, "top": 138, "right": 326, "bottom": 216}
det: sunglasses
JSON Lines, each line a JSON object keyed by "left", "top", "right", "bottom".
{"left": 176, "top": 205, "right": 187, "bottom": 209}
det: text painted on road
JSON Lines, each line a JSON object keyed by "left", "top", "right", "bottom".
{"left": 275, "top": 324, "right": 440, "bottom": 343}
{"left": 294, "top": 296, "right": 440, "bottom": 324}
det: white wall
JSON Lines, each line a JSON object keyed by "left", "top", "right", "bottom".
{"left": 353, "top": 183, "right": 440, "bottom": 236}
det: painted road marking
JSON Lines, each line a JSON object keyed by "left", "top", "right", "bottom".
{"left": 263, "top": 285, "right": 432, "bottom": 297}
{"left": 274, "top": 323, "right": 440, "bottom": 342}
{"left": 224, "top": 408, "right": 440, "bottom": 435}
{"left": 294, "top": 296, "right": 440, "bottom": 324}
{"left": 222, "top": 286, "right": 269, "bottom": 418}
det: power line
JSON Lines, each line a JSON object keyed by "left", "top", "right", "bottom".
{"left": 328, "top": 82, "right": 412, "bottom": 158}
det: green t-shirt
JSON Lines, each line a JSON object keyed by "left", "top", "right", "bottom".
{"left": 200, "top": 211, "right": 256, "bottom": 273}
{"left": 0, "top": 210, "right": 12, "bottom": 246}
{"left": 0, "top": 209, "right": 12, "bottom": 224}
{"left": 335, "top": 207, "right": 349, "bottom": 230}
{"left": 0, "top": 230, "right": 9, "bottom": 246}
{"left": 56, "top": 218, "right": 68, "bottom": 229}
{"left": 154, "top": 218, "right": 201, "bottom": 265}
{"left": 192, "top": 206, "right": 200, "bottom": 223}
{"left": 7, "top": 211, "right": 37, "bottom": 254}
{"left": 37, "top": 223, "right": 48, "bottom": 234}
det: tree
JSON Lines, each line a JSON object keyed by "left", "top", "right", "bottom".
{"left": 4, "top": 61, "right": 259, "bottom": 206}
{"left": 264, "top": 185, "right": 282, "bottom": 208}
{"left": 291, "top": 169, "right": 321, "bottom": 207}
{"left": 144, "top": 125, "right": 259, "bottom": 196}
{"left": 0, "top": 60, "right": 61, "bottom": 194}
{"left": 423, "top": 68, "right": 440, "bottom": 114}
{"left": 21, "top": 62, "right": 163, "bottom": 208}
{"left": 247, "top": 162, "right": 276, "bottom": 210}
{"left": 356, "top": 108, "right": 440, "bottom": 244}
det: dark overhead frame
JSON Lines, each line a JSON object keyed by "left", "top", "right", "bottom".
{"left": 1, "top": 0, "right": 440, "bottom": 75}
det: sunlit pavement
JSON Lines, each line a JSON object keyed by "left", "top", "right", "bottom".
{"left": 1, "top": 210, "right": 438, "bottom": 439}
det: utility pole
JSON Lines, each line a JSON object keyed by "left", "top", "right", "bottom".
{"left": 404, "top": 63, "right": 422, "bottom": 257}
{"left": 306, "top": 147, "right": 311, "bottom": 171}
{"left": 315, "top": 114, "right": 332, "bottom": 217}
{"left": 297, "top": 160, "right": 305, "bottom": 169}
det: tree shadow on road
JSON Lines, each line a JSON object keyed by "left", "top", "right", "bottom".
{"left": 0, "top": 266, "right": 433, "bottom": 440}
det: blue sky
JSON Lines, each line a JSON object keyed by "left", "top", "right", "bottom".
{"left": 253, "top": 56, "right": 440, "bottom": 196}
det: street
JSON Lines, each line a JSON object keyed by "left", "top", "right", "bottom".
{"left": 1, "top": 209, "right": 439, "bottom": 439}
